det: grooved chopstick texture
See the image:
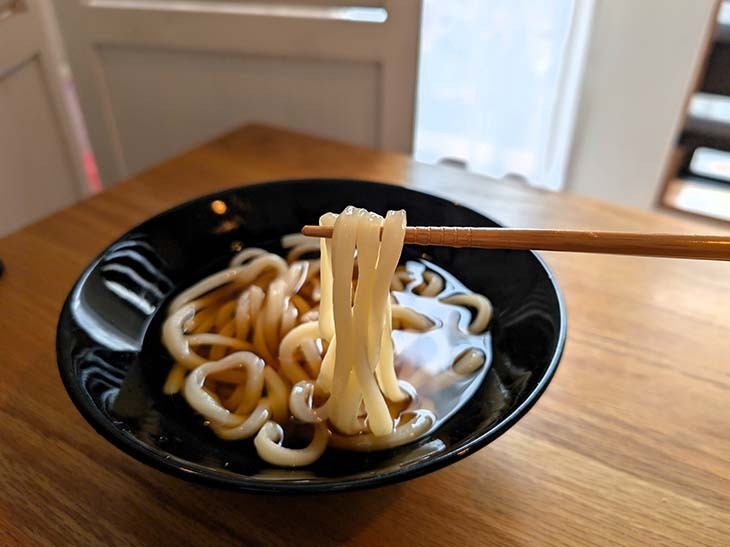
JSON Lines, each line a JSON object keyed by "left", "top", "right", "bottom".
{"left": 301, "top": 225, "right": 730, "bottom": 260}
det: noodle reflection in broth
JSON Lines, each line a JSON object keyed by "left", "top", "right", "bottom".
{"left": 161, "top": 206, "right": 493, "bottom": 467}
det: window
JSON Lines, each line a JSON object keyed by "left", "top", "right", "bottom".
{"left": 414, "top": 0, "right": 593, "bottom": 190}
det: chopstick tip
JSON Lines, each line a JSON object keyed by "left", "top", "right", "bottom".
{"left": 301, "top": 225, "right": 320, "bottom": 237}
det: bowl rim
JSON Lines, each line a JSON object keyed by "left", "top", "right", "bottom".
{"left": 56, "top": 178, "right": 567, "bottom": 494}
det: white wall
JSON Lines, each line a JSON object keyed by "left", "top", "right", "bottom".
{"left": 0, "top": 0, "right": 87, "bottom": 237}
{"left": 566, "top": 0, "right": 718, "bottom": 209}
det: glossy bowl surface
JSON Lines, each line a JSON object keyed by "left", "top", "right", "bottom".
{"left": 56, "top": 179, "right": 566, "bottom": 493}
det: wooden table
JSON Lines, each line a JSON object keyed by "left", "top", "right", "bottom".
{"left": 1, "top": 125, "right": 729, "bottom": 546}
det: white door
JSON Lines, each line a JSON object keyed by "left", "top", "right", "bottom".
{"left": 53, "top": 0, "right": 422, "bottom": 185}
{"left": 0, "top": 0, "right": 87, "bottom": 236}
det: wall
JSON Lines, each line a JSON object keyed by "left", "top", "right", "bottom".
{"left": 566, "top": 0, "right": 718, "bottom": 209}
{"left": 0, "top": 0, "right": 87, "bottom": 237}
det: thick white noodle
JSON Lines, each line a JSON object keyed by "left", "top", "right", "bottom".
{"left": 287, "top": 242, "right": 321, "bottom": 263}
{"left": 322, "top": 208, "right": 410, "bottom": 435}
{"left": 391, "top": 305, "right": 434, "bottom": 332}
{"left": 372, "top": 212, "right": 409, "bottom": 403}
{"left": 182, "top": 352, "right": 265, "bottom": 427}
{"left": 185, "top": 333, "right": 252, "bottom": 351}
{"left": 289, "top": 380, "right": 329, "bottom": 423}
{"left": 214, "top": 300, "right": 237, "bottom": 329}
{"left": 235, "top": 285, "right": 264, "bottom": 340}
{"left": 329, "top": 410, "right": 435, "bottom": 451}
{"left": 304, "top": 260, "right": 321, "bottom": 281}
{"left": 279, "top": 321, "right": 320, "bottom": 384}
{"left": 251, "top": 312, "right": 275, "bottom": 364}
{"left": 263, "top": 366, "right": 289, "bottom": 423}
{"left": 367, "top": 211, "right": 406, "bottom": 373}
{"left": 440, "top": 293, "right": 493, "bottom": 333}
{"left": 350, "top": 211, "right": 394, "bottom": 436}
{"left": 280, "top": 301, "right": 298, "bottom": 337}
{"left": 375, "top": 298, "right": 406, "bottom": 402}
{"left": 262, "top": 278, "right": 287, "bottom": 354}
{"left": 418, "top": 271, "right": 444, "bottom": 297}
{"left": 315, "top": 336, "right": 336, "bottom": 391}
{"left": 169, "top": 254, "right": 287, "bottom": 312}
{"left": 317, "top": 213, "right": 337, "bottom": 342}
{"left": 327, "top": 207, "right": 361, "bottom": 432}
{"left": 229, "top": 247, "right": 267, "bottom": 267}
{"left": 162, "top": 363, "right": 187, "bottom": 394}
{"left": 284, "top": 261, "right": 309, "bottom": 294}
{"left": 281, "top": 233, "right": 318, "bottom": 249}
{"left": 300, "top": 339, "right": 322, "bottom": 377}
{"left": 163, "top": 304, "right": 206, "bottom": 369}
{"left": 210, "top": 400, "right": 271, "bottom": 440}
{"left": 453, "top": 348, "right": 486, "bottom": 375}
{"left": 300, "top": 309, "right": 319, "bottom": 323}
{"left": 254, "top": 421, "right": 329, "bottom": 467}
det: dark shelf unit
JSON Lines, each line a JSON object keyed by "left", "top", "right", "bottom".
{"left": 661, "top": 3, "right": 730, "bottom": 224}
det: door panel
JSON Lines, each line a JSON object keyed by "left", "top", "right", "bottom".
{"left": 0, "top": 1, "right": 86, "bottom": 236}
{"left": 98, "top": 46, "right": 380, "bottom": 175}
{"left": 55, "top": 0, "right": 421, "bottom": 184}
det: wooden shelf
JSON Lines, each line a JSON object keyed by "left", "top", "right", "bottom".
{"left": 662, "top": 177, "right": 730, "bottom": 224}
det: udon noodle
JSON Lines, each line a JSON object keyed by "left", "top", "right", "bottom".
{"left": 161, "top": 206, "right": 493, "bottom": 467}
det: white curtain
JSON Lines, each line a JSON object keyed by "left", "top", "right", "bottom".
{"left": 414, "top": 0, "right": 594, "bottom": 190}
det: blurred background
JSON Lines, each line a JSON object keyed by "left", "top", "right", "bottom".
{"left": 1, "top": 0, "right": 728, "bottom": 236}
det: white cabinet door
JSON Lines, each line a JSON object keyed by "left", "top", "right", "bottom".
{"left": 54, "top": 0, "right": 422, "bottom": 185}
{"left": 0, "top": 0, "right": 87, "bottom": 236}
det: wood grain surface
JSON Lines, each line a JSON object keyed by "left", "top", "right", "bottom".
{"left": 1, "top": 124, "right": 729, "bottom": 546}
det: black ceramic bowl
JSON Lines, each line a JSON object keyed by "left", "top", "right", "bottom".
{"left": 57, "top": 179, "right": 566, "bottom": 493}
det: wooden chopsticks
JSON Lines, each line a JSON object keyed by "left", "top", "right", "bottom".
{"left": 301, "top": 225, "right": 730, "bottom": 261}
